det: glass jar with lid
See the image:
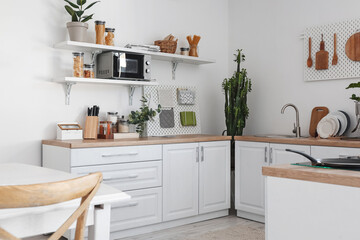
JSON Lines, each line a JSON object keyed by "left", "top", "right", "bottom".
{"left": 72, "top": 52, "right": 84, "bottom": 77}
{"left": 118, "top": 115, "right": 129, "bottom": 133}
{"left": 84, "top": 63, "right": 95, "bottom": 78}
{"left": 107, "top": 112, "right": 118, "bottom": 133}
{"left": 105, "top": 28, "right": 115, "bottom": 46}
{"left": 95, "top": 20, "right": 106, "bottom": 45}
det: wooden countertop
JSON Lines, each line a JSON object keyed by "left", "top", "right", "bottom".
{"left": 42, "top": 134, "right": 231, "bottom": 149}
{"left": 263, "top": 164, "right": 360, "bottom": 188}
{"left": 235, "top": 135, "right": 360, "bottom": 148}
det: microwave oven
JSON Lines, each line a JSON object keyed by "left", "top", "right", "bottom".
{"left": 96, "top": 51, "right": 151, "bottom": 81}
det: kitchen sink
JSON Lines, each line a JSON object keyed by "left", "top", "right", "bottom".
{"left": 253, "top": 134, "right": 303, "bottom": 139}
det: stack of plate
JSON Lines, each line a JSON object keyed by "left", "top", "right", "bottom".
{"left": 317, "top": 111, "right": 350, "bottom": 138}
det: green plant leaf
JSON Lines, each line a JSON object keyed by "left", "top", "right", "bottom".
{"left": 64, "top": 0, "right": 79, "bottom": 9}
{"left": 81, "top": 14, "right": 93, "bottom": 22}
{"left": 76, "top": 10, "right": 84, "bottom": 17}
{"left": 72, "top": 12, "right": 78, "bottom": 21}
{"left": 77, "top": 0, "right": 86, "bottom": 6}
{"left": 346, "top": 82, "right": 360, "bottom": 89}
{"left": 84, "top": 1, "right": 100, "bottom": 10}
{"left": 65, "top": 5, "right": 75, "bottom": 16}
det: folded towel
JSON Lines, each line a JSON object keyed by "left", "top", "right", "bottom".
{"left": 180, "top": 111, "right": 196, "bottom": 126}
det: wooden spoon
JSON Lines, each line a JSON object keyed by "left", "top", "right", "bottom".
{"left": 307, "top": 37, "right": 313, "bottom": 67}
{"left": 332, "top": 33, "right": 338, "bottom": 65}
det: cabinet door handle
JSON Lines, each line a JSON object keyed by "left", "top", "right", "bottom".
{"left": 196, "top": 147, "right": 199, "bottom": 162}
{"left": 265, "top": 147, "right": 268, "bottom": 163}
{"left": 201, "top": 146, "right": 204, "bottom": 162}
{"left": 113, "top": 201, "right": 139, "bottom": 208}
{"left": 101, "top": 152, "right": 139, "bottom": 157}
{"left": 103, "top": 174, "right": 139, "bottom": 181}
{"left": 269, "top": 148, "right": 273, "bottom": 164}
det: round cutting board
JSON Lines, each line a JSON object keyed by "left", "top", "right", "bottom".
{"left": 345, "top": 32, "right": 360, "bottom": 61}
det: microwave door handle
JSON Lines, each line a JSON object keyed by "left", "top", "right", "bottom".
{"left": 117, "top": 57, "right": 121, "bottom": 78}
{"left": 117, "top": 53, "right": 126, "bottom": 78}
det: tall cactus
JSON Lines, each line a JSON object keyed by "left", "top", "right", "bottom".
{"left": 222, "top": 49, "right": 252, "bottom": 139}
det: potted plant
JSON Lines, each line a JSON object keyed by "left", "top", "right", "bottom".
{"left": 346, "top": 82, "right": 360, "bottom": 132}
{"left": 64, "top": 0, "right": 100, "bottom": 42}
{"left": 128, "top": 96, "right": 161, "bottom": 137}
{"left": 222, "top": 49, "right": 252, "bottom": 167}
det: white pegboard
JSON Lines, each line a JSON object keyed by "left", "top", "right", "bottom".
{"left": 144, "top": 85, "right": 201, "bottom": 136}
{"left": 304, "top": 18, "right": 360, "bottom": 81}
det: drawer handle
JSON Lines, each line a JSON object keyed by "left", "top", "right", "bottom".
{"left": 103, "top": 174, "right": 139, "bottom": 181}
{"left": 114, "top": 201, "right": 139, "bottom": 208}
{"left": 101, "top": 152, "right": 139, "bottom": 158}
{"left": 339, "top": 154, "right": 360, "bottom": 159}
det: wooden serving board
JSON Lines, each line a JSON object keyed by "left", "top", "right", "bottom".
{"left": 309, "top": 106, "right": 329, "bottom": 137}
{"left": 345, "top": 32, "right": 360, "bottom": 61}
{"left": 315, "top": 35, "right": 329, "bottom": 70}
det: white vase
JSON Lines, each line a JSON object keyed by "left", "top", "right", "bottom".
{"left": 66, "top": 22, "right": 88, "bottom": 42}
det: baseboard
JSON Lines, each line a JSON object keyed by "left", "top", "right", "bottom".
{"left": 236, "top": 210, "right": 265, "bottom": 223}
{"left": 111, "top": 210, "right": 229, "bottom": 239}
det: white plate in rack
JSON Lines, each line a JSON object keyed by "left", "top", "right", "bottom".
{"left": 317, "top": 115, "right": 338, "bottom": 138}
{"left": 329, "top": 111, "right": 348, "bottom": 136}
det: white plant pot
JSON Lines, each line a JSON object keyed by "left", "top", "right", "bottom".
{"left": 66, "top": 22, "right": 88, "bottom": 42}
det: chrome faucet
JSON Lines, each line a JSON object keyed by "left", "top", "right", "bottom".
{"left": 281, "top": 103, "right": 301, "bottom": 138}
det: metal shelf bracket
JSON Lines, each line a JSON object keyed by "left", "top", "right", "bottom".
{"left": 65, "top": 82, "right": 75, "bottom": 105}
{"left": 91, "top": 50, "right": 102, "bottom": 64}
{"left": 129, "top": 86, "right": 136, "bottom": 105}
{"left": 172, "top": 61, "right": 179, "bottom": 80}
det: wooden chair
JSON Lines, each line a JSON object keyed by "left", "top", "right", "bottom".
{"left": 0, "top": 172, "right": 103, "bottom": 240}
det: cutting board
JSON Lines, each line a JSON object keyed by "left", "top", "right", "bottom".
{"left": 315, "top": 34, "right": 329, "bottom": 70}
{"left": 345, "top": 32, "right": 360, "bottom": 61}
{"left": 309, "top": 106, "right": 329, "bottom": 137}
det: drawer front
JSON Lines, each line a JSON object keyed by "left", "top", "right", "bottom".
{"left": 70, "top": 145, "right": 162, "bottom": 167}
{"left": 71, "top": 161, "right": 162, "bottom": 191}
{"left": 111, "top": 187, "right": 162, "bottom": 231}
{"left": 311, "top": 146, "right": 360, "bottom": 159}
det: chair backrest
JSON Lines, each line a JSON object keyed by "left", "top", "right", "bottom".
{"left": 0, "top": 172, "right": 103, "bottom": 240}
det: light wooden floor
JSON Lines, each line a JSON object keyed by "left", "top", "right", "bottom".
{"left": 24, "top": 216, "right": 264, "bottom": 240}
{"left": 121, "top": 216, "right": 265, "bottom": 240}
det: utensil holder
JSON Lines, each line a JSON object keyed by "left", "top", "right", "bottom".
{"left": 84, "top": 116, "right": 99, "bottom": 139}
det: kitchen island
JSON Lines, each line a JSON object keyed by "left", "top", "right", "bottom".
{"left": 263, "top": 164, "right": 360, "bottom": 240}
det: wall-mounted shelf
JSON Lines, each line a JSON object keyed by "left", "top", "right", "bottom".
{"left": 54, "top": 41, "right": 215, "bottom": 105}
{"left": 54, "top": 41, "right": 215, "bottom": 80}
{"left": 54, "top": 41, "right": 216, "bottom": 65}
{"left": 54, "top": 77, "right": 159, "bottom": 105}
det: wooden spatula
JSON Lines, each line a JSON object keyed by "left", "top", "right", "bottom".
{"left": 307, "top": 37, "right": 313, "bottom": 67}
{"left": 315, "top": 34, "right": 329, "bottom": 70}
{"left": 332, "top": 33, "right": 338, "bottom": 65}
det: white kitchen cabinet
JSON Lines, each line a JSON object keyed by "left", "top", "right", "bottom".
{"left": 163, "top": 141, "right": 231, "bottom": 221}
{"left": 235, "top": 141, "right": 268, "bottom": 217}
{"left": 235, "top": 141, "right": 311, "bottom": 222}
{"left": 311, "top": 146, "right": 360, "bottom": 159}
{"left": 163, "top": 143, "right": 200, "bottom": 221}
{"left": 43, "top": 139, "right": 230, "bottom": 238}
{"left": 270, "top": 143, "right": 311, "bottom": 165}
{"left": 71, "top": 161, "right": 162, "bottom": 191}
{"left": 199, "top": 141, "right": 230, "bottom": 214}
{"left": 111, "top": 187, "right": 162, "bottom": 231}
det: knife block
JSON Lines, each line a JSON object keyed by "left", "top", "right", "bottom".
{"left": 84, "top": 116, "right": 99, "bottom": 140}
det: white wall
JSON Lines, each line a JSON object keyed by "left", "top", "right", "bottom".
{"left": 229, "top": 0, "right": 360, "bottom": 137}
{"left": 0, "top": 0, "right": 229, "bottom": 165}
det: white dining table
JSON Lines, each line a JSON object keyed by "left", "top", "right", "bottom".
{"left": 0, "top": 163, "right": 130, "bottom": 240}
